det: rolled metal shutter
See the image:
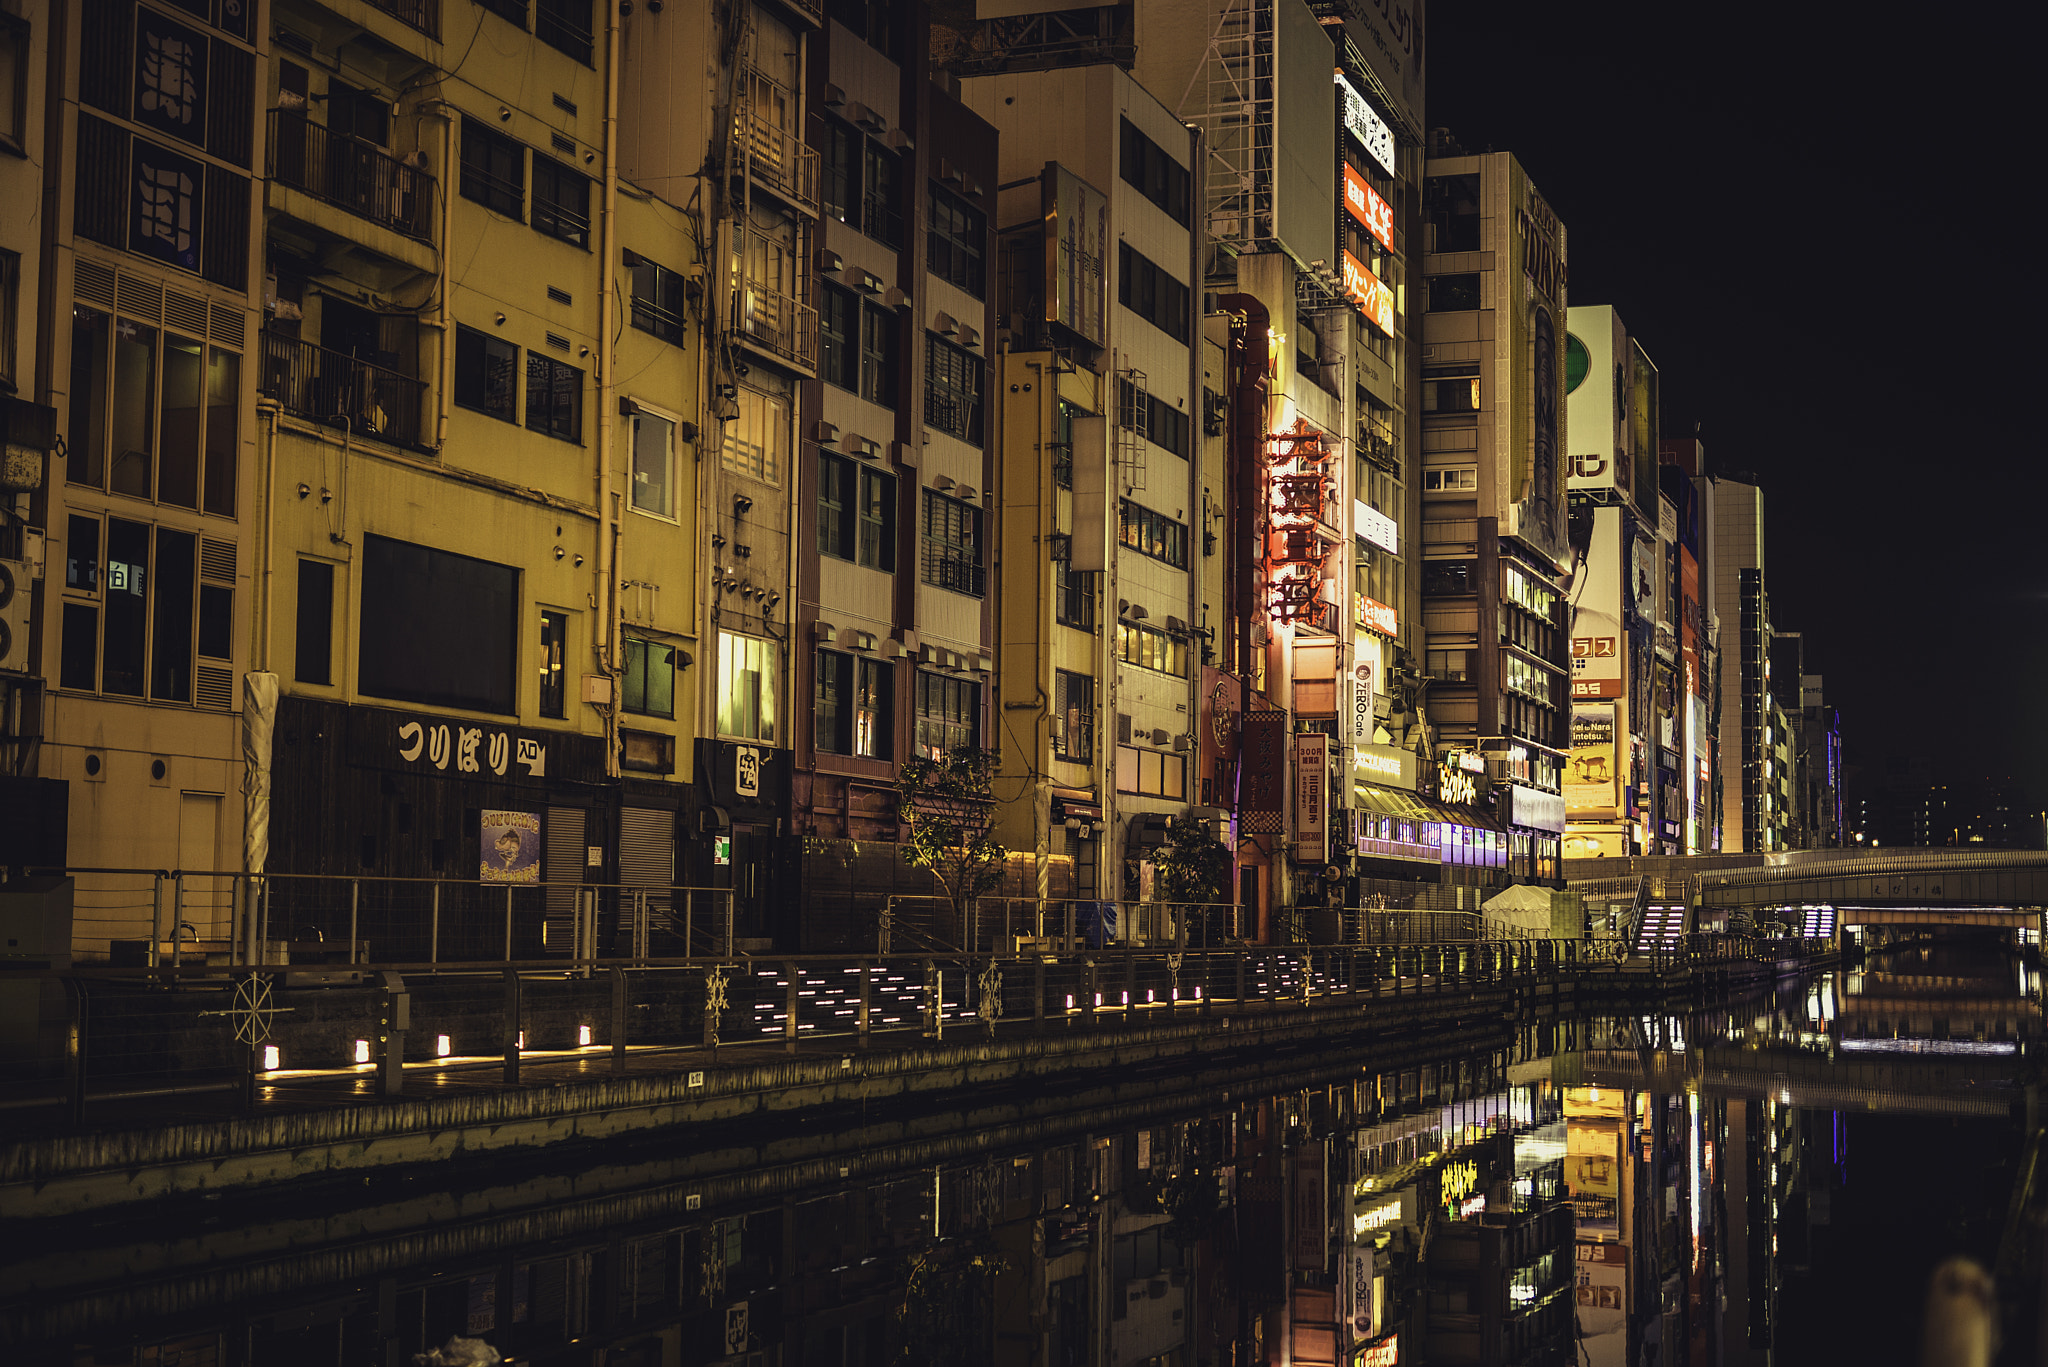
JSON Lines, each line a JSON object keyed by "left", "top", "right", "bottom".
{"left": 543, "top": 806, "right": 587, "bottom": 953}
{"left": 619, "top": 806, "right": 675, "bottom": 934}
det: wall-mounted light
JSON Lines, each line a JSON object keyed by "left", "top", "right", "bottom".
{"left": 574, "top": 554, "right": 585, "bottom": 567}
{"left": 498, "top": 106, "right": 512, "bottom": 122}
{"left": 297, "top": 483, "right": 311, "bottom": 499}
{"left": 554, "top": 545, "right": 566, "bottom": 560}
{"left": 494, "top": 312, "right": 507, "bottom": 325}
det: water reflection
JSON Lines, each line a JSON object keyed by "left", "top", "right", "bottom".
{"left": 10, "top": 950, "right": 2041, "bottom": 1365}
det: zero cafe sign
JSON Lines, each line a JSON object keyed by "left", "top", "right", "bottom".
{"left": 1344, "top": 163, "right": 1394, "bottom": 250}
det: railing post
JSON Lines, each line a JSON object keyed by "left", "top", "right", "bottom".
{"left": 1033, "top": 955, "right": 1046, "bottom": 1031}
{"left": 148, "top": 873, "right": 165, "bottom": 969}
{"left": 724, "top": 891, "right": 735, "bottom": 959}
{"left": 430, "top": 881, "right": 441, "bottom": 968}
{"left": 1236, "top": 946, "right": 1247, "bottom": 1007}
{"left": 784, "top": 961, "right": 800, "bottom": 1050}
{"left": 683, "top": 887, "right": 694, "bottom": 960}
{"left": 857, "top": 960, "right": 872, "bottom": 1042}
{"left": 349, "top": 879, "right": 360, "bottom": 964}
{"left": 504, "top": 885, "right": 514, "bottom": 962}
{"left": 259, "top": 877, "right": 271, "bottom": 960}
{"left": 1124, "top": 942, "right": 1136, "bottom": 1024}
{"left": 502, "top": 968, "right": 522, "bottom": 1084}
{"left": 610, "top": 966, "right": 628, "bottom": 1074}
{"left": 62, "top": 978, "right": 86, "bottom": 1127}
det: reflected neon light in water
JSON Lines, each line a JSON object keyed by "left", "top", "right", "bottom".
{"left": 1837, "top": 1038, "right": 2016, "bottom": 1056}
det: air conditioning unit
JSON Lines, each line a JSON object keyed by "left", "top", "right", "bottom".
{"left": 883, "top": 287, "right": 910, "bottom": 311}
{"left": 841, "top": 433, "right": 880, "bottom": 460}
{"left": 962, "top": 175, "right": 984, "bottom": 198}
{"left": 843, "top": 265, "right": 884, "bottom": 294}
{"left": 813, "top": 620, "right": 838, "bottom": 642}
{"left": 818, "top": 247, "right": 845, "bottom": 275}
{"left": 0, "top": 559, "right": 32, "bottom": 671}
{"left": 1150, "top": 728, "right": 1171, "bottom": 746}
{"left": 938, "top": 158, "right": 964, "bottom": 186}
{"left": 958, "top": 324, "right": 981, "bottom": 349}
{"left": 888, "top": 127, "right": 914, "bottom": 154}
{"left": 847, "top": 102, "right": 884, "bottom": 133}
{"left": 1171, "top": 733, "right": 1191, "bottom": 752}
{"left": 1164, "top": 615, "right": 1187, "bottom": 633}
{"left": 812, "top": 419, "right": 840, "bottom": 444}
{"left": 932, "top": 310, "right": 961, "bottom": 337}
{"left": 822, "top": 83, "right": 847, "bottom": 109}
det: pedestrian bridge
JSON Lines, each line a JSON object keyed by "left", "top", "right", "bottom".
{"left": 1568, "top": 848, "right": 2048, "bottom": 936}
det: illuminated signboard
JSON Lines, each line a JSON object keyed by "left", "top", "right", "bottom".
{"left": 1344, "top": 163, "right": 1394, "bottom": 250}
{"left": 1353, "top": 1196, "right": 1403, "bottom": 1235}
{"left": 1357, "top": 594, "right": 1398, "bottom": 637}
{"left": 1342, "top": 251, "right": 1396, "bottom": 335}
{"left": 1437, "top": 763, "right": 1478, "bottom": 806}
{"left": 1263, "top": 420, "right": 1337, "bottom": 624}
{"left": 1440, "top": 1158, "right": 1478, "bottom": 1205}
{"left": 1355, "top": 1333, "right": 1399, "bottom": 1367}
{"left": 1335, "top": 73, "right": 1397, "bottom": 176}
{"left": 1354, "top": 498, "right": 1398, "bottom": 554}
{"left": 1295, "top": 732, "right": 1330, "bottom": 864}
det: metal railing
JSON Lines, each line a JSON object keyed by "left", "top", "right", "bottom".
{"left": 267, "top": 113, "right": 436, "bottom": 242}
{"left": 260, "top": 331, "right": 426, "bottom": 448}
{"left": 732, "top": 280, "right": 819, "bottom": 371}
{"left": 734, "top": 99, "right": 819, "bottom": 215}
{"left": 364, "top": 0, "right": 439, "bottom": 38}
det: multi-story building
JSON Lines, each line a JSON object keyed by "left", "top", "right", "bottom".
{"left": 1561, "top": 304, "right": 1670, "bottom": 859}
{"left": 789, "top": 16, "right": 1001, "bottom": 948}
{"left": 1701, "top": 471, "right": 1785, "bottom": 851}
{"left": 956, "top": 60, "right": 1199, "bottom": 914}
{"left": 1417, "top": 134, "right": 1571, "bottom": 885}
{"left": 0, "top": 0, "right": 61, "bottom": 849}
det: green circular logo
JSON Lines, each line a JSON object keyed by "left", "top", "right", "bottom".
{"left": 1564, "top": 333, "right": 1590, "bottom": 394}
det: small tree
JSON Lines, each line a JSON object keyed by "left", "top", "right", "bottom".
{"left": 898, "top": 746, "right": 1008, "bottom": 947}
{"left": 1152, "top": 813, "right": 1232, "bottom": 944}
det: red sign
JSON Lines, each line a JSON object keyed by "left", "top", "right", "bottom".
{"left": 1356, "top": 1334, "right": 1399, "bottom": 1367}
{"left": 1357, "top": 594, "right": 1398, "bottom": 637}
{"left": 1342, "top": 251, "right": 1395, "bottom": 335}
{"left": 1344, "top": 163, "right": 1394, "bottom": 249}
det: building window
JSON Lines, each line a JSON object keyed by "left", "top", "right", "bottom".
{"left": 928, "top": 185, "right": 985, "bottom": 296}
{"left": 525, "top": 353, "right": 582, "bottom": 442}
{"left": 1115, "top": 746, "right": 1186, "bottom": 799}
{"left": 921, "top": 489, "right": 984, "bottom": 597}
{"left": 826, "top": 0, "right": 897, "bottom": 57}
{"left": 859, "top": 301, "right": 898, "bottom": 407}
{"left": 820, "top": 118, "right": 857, "bottom": 226}
{"left": 621, "top": 636, "right": 675, "bottom": 718}
{"left": 1422, "top": 367, "right": 1481, "bottom": 414}
{"left": 0, "top": 249, "right": 17, "bottom": 388}
{"left": 817, "top": 650, "right": 892, "bottom": 758}
{"left": 454, "top": 324, "right": 518, "bottom": 422}
{"left": 295, "top": 558, "right": 334, "bottom": 685}
{"left": 358, "top": 535, "right": 519, "bottom": 715}
{"left": 1118, "top": 499, "right": 1188, "bottom": 569}
{"left": 1119, "top": 117, "right": 1191, "bottom": 225}
{"left": 1052, "top": 669, "right": 1094, "bottom": 763}
{"left": 716, "top": 631, "right": 778, "bottom": 740}
{"left": 862, "top": 141, "right": 902, "bottom": 248}
{"left": 477, "top": 0, "right": 528, "bottom": 27}
{"left": 925, "top": 335, "right": 982, "bottom": 444}
{"left": 819, "top": 282, "right": 855, "bottom": 389}
{"left": 1428, "top": 273, "right": 1481, "bottom": 311}
{"left": 533, "top": 157, "right": 591, "bottom": 247}
{"left": 1115, "top": 376, "right": 1189, "bottom": 458}
{"left": 65, "top": 302, "right": 241, "bottom": 516}
{"left": 1421, "top": 466, "right": 1479, "bottom": 492}
{"left": 818, "top": 452, "right": 895, "bottom": 570}
{"left": 627, "top": 253, "right": 689, "bottom": 344}
{"left": 723, "top": 378, "right": 789, "bottom": 485}
{"left": 630, "top": 410, "right": 674, "bottom": 517}
{"left": 538, "top": 608, "right": 567, "bottom": 718}
{"left": 1116, "top": 621, "right": 1187, "bottom": 677}
{"left": 460, "top": 118, "right": 525, "bottom": 219}
{"left": 1117, "top": 242, "right": 1189, "bottom": 342}
{"left": 914, "top": 670, "right": 978, "bottom": 760}
{"left": 535, "top": 0, "right": 594, "bottom": 63}
{"left": 0, "top": 12, "right": 26, "bottom": 156}
{"left": 1054, "top": 542, "right": 1094, "bottom": 632}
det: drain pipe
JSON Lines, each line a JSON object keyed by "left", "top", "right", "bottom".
{"left": 594, "top": 0, "right": 623, "bottom": 779}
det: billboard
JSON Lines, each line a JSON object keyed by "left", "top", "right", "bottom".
{"left": 1501, "top": 174, "right": 1567, "bottom": 568}
{"left": 1343, "top": 251, "right": 1396, "bottom": 335}
{"left": 1274, "top": 0, "right": 1337, "bottom": 268}
{"left": 1343, "top": 162, "right": 1395, "bottom": 248}
{"left": 1564, "top": 305, "right": 1626, "bottom": 495}
{"left": 1043, "top": 163, "right": 1108, "bottom": 347}
{"left": 1241, "top": 708, "right": 1287, "bottom": 834}
{"left": 1337, "top": 0, "right": 1424, "bottom": 132}
{"left": 1567, "top": 703, "right": 1617, "bottom": 816}
{"left": 1336, "top": 75, "right": 1398, "bottom": 177}
{"left": 1628, "top": 339, "right": 1660, "bottom": 518}
{"left": 1295, "top": 732, "right": 1330, "bottom": 863}
{"left": 1570, "top": 506, "right": 1623, "bottom": 699}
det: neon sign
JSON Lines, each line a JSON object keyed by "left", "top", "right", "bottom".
{"left": 1357, "top": 594, "right": 1398, "bottom": 637}
{"left": 1344, "top": 164, "right": 1394, "bottom": 250}
{"left": 1262, "top": 420, "right": 1336, "bottom": 625}
{"left": 1343, "top": 251, "right": 1396, "bottom": 336}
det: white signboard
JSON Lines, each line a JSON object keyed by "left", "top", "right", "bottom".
{"left": 1350, "top": 662, "right": 1375, "bottom": 748}
{"left": 1355, "top": 499, "right": 1399, "bottom": 555}
{"left": 1335, "top": 74, "right": 1397, "bottom": 177}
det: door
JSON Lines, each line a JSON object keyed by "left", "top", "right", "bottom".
{"left": 178, "top": 792, "right": 224, "bottom": 941}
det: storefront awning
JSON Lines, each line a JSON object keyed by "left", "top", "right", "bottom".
{"left": 1354, "top": 784, "right": 1498, "bottom": 831}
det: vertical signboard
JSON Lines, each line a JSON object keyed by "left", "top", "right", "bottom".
{"left": 1294, "top": 732, "right": 1330, "bottom": 863}
{"left": 1567, "top": 704, "right": 1618, "bottom": 817}
{"left": 1505, "top": 175, "right": 1567, "bottom": 568}
{"left": 1293, "top": 1143, "right": 1328, "bottom": 1270}
{"left": 1043, "top": 163, "right": 1108, "bottom": 348}
{"left": 1342, "top": 251, "right": 1396, "bottom": 335}
{"left": 1200, "top": 667, "right": 1244, "bottom": 810}
{"left": 1571, "top": 506, "right": 1624, "bottom": 699}
{"left": 1343, "top": 162, "right": 1395, "bottom": 248}
{"left": 1241, "top": 709, "right": 1287, "bottom": 834}
{"left": 1564, "top": 305, "right": 1625, "bottom": 493}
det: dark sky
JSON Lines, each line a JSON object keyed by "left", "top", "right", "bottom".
{"left": 1426, "top": 3, "right": 2048, "bottom": 811}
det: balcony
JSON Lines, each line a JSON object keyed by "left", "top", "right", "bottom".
{"left": 366, "top": 0, "right": 439, "bottom": 38}
{"left": 733, "top": 279, "right": 818, "bottom": 373}
{"left": 734, "top": 70, "right": 819, "bottom": 216}
{"left": 260, "top": 331, "right": 426, "bottom": 449}
{"left": 269, "top": 113, "right": 436, "bottom": 244}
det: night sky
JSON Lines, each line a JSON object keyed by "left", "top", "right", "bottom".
{"left": 1427, "top": 4, "right": 2048, "bottom": 814}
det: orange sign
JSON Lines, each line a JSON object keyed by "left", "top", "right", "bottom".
{"left": 1343, "top": 251, "right": 1395, "bottom": 335}
{"left": 1344, "top": 164, "right": 1394, "bottom": 249}
{"left": 1357, "top": 594, "right": 1398, "bottom": 637}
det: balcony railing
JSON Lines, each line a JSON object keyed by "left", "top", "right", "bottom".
{"left": 268, "top": 113, "right": 436, "bottom": 244}
{"left": 733, "top": 280, "right": 818, "bottom": 372}
{"left": 260, "top": 331, "right": 425, "bottom": 449}
{"left": 365, "top": 0, "right": 440, "bottom": 39}
{"left": 736, "top": 110, "right": 820, "bottom": 215}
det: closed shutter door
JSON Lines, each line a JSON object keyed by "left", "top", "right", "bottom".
{"left": 619, "top": 806, "right": 675, "bottom": 933}
{"left": 543, "top": 806, "right": 587, "bottom": 953}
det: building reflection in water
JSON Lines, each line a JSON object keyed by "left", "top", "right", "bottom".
{"left": 15, "top": 953, "right": 2038, "bottom": 1366}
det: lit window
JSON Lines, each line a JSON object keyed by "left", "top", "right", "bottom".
{"left": 717, "top": 631, "right": 778, "bottom": 740}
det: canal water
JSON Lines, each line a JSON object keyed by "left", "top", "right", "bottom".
{"left": 7, "top": 954, "right": 2040, "bottom": 1366}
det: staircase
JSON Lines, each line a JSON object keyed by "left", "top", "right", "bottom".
{"left": 1627, "top": 876, "right": 1694, "bottom": 957}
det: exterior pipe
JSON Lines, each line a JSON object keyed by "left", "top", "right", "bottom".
{"left": 595, "top": 0, "right": 623, "bottom": 779}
